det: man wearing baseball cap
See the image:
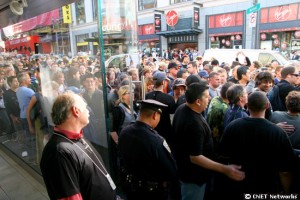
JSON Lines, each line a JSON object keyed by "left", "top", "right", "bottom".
{"left": 167, "top": 62, "right": 179, "bottom": 89}
{"left": 146, "top": 71, "right": 176, "bottom": 147}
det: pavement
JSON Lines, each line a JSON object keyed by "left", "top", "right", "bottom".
{"left": 0, "top": 133, "right": 49, "bottom": 200}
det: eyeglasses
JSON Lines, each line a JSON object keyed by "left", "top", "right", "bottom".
{"left": 290, "top": 73, "right": 299, "bottom": 77}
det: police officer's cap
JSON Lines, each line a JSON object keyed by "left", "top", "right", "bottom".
{"left": 138, "top": 99, "right": 167, "bottom": 114}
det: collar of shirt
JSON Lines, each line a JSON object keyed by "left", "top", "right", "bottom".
{"left": 136, "top": 121, "right": 154, "bottom": 131}
{"left": 54, "top": 127, "right": 83, "bottom": 140}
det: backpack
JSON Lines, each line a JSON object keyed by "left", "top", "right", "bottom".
{"left": 267, "top": 85, "right": 285, "bottom": 111}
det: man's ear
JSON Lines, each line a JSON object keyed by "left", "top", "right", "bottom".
{"left": 152, "top": 111, "right": 159, "bottom": 121}
{"left": 72, "top": 106, "right": 80, "bottom": 117}
{"left": 266, "top": 102, "right": 270, "bottom": 110}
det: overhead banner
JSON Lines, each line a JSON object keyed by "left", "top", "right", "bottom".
{"left": 154, "top": 14, "right": 161, "bottom": 32}
{"left": 194, "top": 7, "right": 199, "bottom": 28}
{"left": 62, "top": 4, "right": 72, "bottom": 24}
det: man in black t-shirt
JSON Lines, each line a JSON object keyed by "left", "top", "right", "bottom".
{"left": 40, "top": 93, "right": 116, "bottom": 200}
{"left": 146, "top": 71, "right": 176, "bottom": 147}
{"left": 216, "top": 91, "right": 296, "bottom": 199}
{"left": 172, "top": 83, "right": 245, "bottom": 200}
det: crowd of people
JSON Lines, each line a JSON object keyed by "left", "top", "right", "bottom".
{"left": 0, "top": 50, "right": 300, "bottom": 199}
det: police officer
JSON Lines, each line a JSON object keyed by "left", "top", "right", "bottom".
{"left": 118, "top": 99, "right": 177, "bottom": 200}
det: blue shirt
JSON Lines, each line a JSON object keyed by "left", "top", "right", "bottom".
{"left": 16, "top": 86, "right": 34, "bottom": 118}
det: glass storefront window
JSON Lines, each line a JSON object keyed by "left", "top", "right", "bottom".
{"left": 138, "top": 0, "right": 157, "bottom": 11}
{"left": 76, "top": 0, "right": 86, "bottom": 24}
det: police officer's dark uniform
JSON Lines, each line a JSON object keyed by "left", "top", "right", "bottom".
{"left": 118, "top": 99, "right": 177, "bottom": 200}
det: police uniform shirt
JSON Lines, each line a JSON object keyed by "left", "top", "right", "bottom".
{"left": 119, "top": 121, "right": 177, "bottom": 182}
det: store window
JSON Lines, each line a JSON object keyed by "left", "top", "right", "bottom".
{"left": 170, "top": 0, "right": 192, "bottom": 4}
{"left": 76, "top": 0, "right": 86, "bottom": 24}
{"left": 92, "top": 0, "right": 98, "bottom": 21}
{"left": 76, "top": 34, "right": 89, "bottom": 52}
{"left": 138, "top": 0, "right": 156, "bottom": 11}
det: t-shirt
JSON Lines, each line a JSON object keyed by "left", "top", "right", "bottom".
{"left": 269, "top": 111, "right": 300, "bottom": 149}
{"left": 16, "top": 86, "right": 34, "bottom": 118}
{"left": 40, "top": 132, "right": 116, "bottom": 200}
{"left": 173, "top": 104, "right": 214, "bottom": 185}
{"left": 218, "top": 118, "right": 295, "bottom": 194}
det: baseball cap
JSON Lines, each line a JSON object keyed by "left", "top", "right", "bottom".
{"left": 168, "top": 62, "right": 178, "bottom": 70}
{"left": 153, "top": 71, "right": 168, "bottom": 83}
{"left": 198, "top": 70, "right": 209, "bottom": 78}
{"left": 173, "top": 78, "right": 186, "bottom": 89}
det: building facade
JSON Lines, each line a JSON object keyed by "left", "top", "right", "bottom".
{"left": 137, "top": 0, "right": 300, "bottom": 57}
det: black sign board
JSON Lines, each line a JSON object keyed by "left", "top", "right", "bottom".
{"left": 193, "top": 7, "right": 200, "bottom": 28}
{"left": 154, "top": 14, "right": 161, "bottom": 32}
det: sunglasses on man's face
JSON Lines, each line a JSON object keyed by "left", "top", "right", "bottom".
{"left": 291, "top": 73, "right": 300, "bottom": 77}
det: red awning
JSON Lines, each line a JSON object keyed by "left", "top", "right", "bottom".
{"left": 2, "top": 9, "right": 59, "bottom": 37}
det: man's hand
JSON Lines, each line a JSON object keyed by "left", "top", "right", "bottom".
{"left": 225, "top": 164, "right": 245, "bottom": 181}
{"left": 276, "top": 122, "right": 295, "bottom": 134}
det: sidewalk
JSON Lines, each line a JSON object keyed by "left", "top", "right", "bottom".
{"left": 0, "top": 146, "right": 49, "bottom": 200}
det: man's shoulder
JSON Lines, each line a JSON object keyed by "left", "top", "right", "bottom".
{"left": 16, "top": 86, "right": 34, "bottom": 95}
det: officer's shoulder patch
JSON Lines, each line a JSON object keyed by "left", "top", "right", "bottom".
{"left": 163, "top": 140, "right": 171, "bottom": 153}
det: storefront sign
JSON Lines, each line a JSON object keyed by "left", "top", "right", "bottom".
{"left": 62, "top": 5, "right": 72, "bottom": 24}
{"left": 261, "top": 3, "right": 299, "bottom": 23}
{"left": 102, "top": 18, "right": 132, "bottom": 32}
{"left": 193, "top": 7, "right": 199, "bottom": 28}
{"left": 166, "top": 10, "right": 179, "bottom": 27}
{"left": 142, "top": 24, "right": 154, "bottom": 35}
{"left": 154, "top": 14, "right": 161, "bottom": 32}
{"left": 219, "top": 14, "right": 233, "bottom": 27}
{"left": 209, "top": 12, "right": 243, "bottom": 28}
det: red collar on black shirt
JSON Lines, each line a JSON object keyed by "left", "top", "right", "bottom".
{"left": 54, "top": 127, "right": 83, "bottom": 140}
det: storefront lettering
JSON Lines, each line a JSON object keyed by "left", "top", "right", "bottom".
{"left": 145, "top": 26, "right": 153, "bottom": 34}
{"left": 275, "top": 6, "right": 291, "bottom": 21}
{"left": 220, "top": 15, "right": 232, "bottom": 27}
{"left": 9, "top": 37, "right": 29, "bottom": 45}
{"left": 102, "top": 21, "right": 130, "bottom": 32}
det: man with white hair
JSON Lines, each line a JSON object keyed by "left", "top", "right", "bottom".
{"left": 40, "top": 92, "right": 116, "bottom": 200}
